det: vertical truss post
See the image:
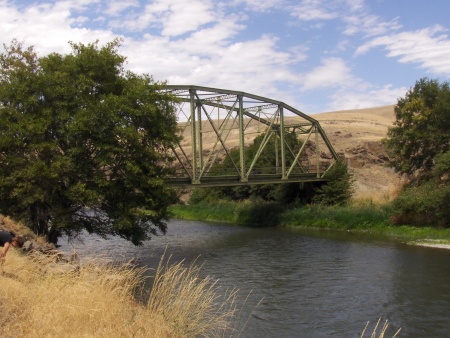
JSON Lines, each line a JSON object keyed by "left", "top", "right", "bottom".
{"left": 315, "top": 123, "right": 320, "bottom": 178}
{"left": 279, "top": 105, "right": 286, "bottom": 179}
{"left": 275, "top": 134, "right": 279, "bottom": 174}
{"left": 189, "top": 89, "right": 199, "bottom": 184}
{"left": 238, "top": 95, "right": 247, "bottom": 182}
{"left": 197, "top": 101, "right": 203, "bottom": 175}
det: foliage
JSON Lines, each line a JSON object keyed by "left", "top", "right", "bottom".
{"left": 279, "top": 202, "right": 391, "bottom": 229}
{"left": 390, "top": 150, "right": 450, "bottom": 227}
{"left": 383, "top": 78, "right": 450, "bottom": 180}
{"left": 0, "top": 39, "right": 179, "bottom": 244}
{"left": 383, "top": 78, "right": 450, "bottom": 227}
{"left": 312, "top": 159, "right": 354, "bottom": 205}
{"left": 188, "top": 187, "right": 225, "bottom": 205}
{"left": 171, "top": 200, "right": 284, "bottom": 226}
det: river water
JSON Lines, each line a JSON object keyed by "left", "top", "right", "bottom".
{"left": 59, "top": 219, "right": 450, "bottom": 337}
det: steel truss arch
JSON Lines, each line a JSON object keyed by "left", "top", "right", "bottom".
{"left": 163, "top": 85, "right": 339, "bottom": 187}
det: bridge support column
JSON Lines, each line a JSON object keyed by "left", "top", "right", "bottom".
{"left": 238, "top": 95, "right": 247, "bottom": 182}
{"left": 279, "top": 105, "right": 287, "bottom": 179}
{"left": 190, "top": 89, "right": 200, "bottom": 184}
{"left": 197, "top": 101, "right": 203, "bottom": 175}
{"left": 315, "top": 123, "right": 320, "bottom": 178}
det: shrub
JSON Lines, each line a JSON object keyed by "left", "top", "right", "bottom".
{"left": 391, "top": 180, "right": 450, "bottom": 227}
{"left": 313, "top": 159, "right": 354, "bottom": 205}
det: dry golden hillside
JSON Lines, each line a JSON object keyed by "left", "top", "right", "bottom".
{"left": 312, "top": 105, "right": 402, "bottom": 200}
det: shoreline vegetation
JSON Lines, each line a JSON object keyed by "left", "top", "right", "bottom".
{"left": 168, "top": 200, "right": 450, "bottom": 249}
{"left": 1, "top": 228, "right": 241, "bottom": 337}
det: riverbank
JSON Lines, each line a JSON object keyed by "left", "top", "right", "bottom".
{"left": 0, "top": 215, "right": 239, "bottom": 337}
{"left": 169, "top": 201, "right": 450, "bottom": 249}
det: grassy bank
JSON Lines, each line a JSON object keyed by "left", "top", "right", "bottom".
{"left": 169, "top": 201, "right": 450, "bottom": 244}
{"left": 1, "top": 249, "right": 239, "bottom": 337}
{"left": 170, "top": 199, "right": 285, "bottom": 227}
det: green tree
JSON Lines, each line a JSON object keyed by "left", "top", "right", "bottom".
{"left": 0, "top": 39, "right": 179, "bottom": 245}
{"left": 383, "top": 78, "right": 450, "bottom": 179}
{"left": 312, "top": 159, "right": 354, "bottom": 206}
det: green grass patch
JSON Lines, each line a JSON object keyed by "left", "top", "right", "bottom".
{"left": 170, "top": 200, "right": 450, "bottom": 243}
{"left": 279, "top": 202, "right": 392, "bottom": 230}
{"left": 169, "top": 200, "right": 283, "bottom": 227}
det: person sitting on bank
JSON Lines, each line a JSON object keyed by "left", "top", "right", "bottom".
{"left": 0, "top": 230, "right": 25, "bottom": 261}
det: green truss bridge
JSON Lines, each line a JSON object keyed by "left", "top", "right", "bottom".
{"left": 163, "top": 85, "right": 339, "bottom": 188}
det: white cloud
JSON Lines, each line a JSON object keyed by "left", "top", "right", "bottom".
{"left": 0, "top": 1, "right": 115, "bottom": 55}
{"left": 343, "top": 14, "right": 401, "bottom": 37}
{"left": 300, "top": 57, "right": 360, "bottom": 91}
{"left": 123, "top": 32, "right": 300, "bottom": 103}
{"left": 327, "top": 84, "right": 407, "bottom": 111}
{"left": 112, "top": 0, "right": 216, "bottom": 36}
{"left": 290, "top": 0, "right": 339, "bottom": 21}
{"left": 156, "top": 0, "right": 216, "bottom": 37}
{"left": 231, "top": 0, "right": 286, "bottom": 12}
{"left": 104, "top": 0, "right": 139, "bottom": 16}
{"left": 356, "top": 25, "right": 450, "bottom": 77}
{"left": 288, "top": 0, "right": 400, "bottom": 40}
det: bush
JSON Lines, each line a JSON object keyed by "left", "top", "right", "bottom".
{"left": 313, "top": 159, "right": 354, "bottom": 205}
{"left": 390, "top": 150, "right": 450, "bottom": 227}
{"left": 391, "top": 181, "right": 450, "bottom": 227}
{"left": 188, "top": 187, "right": 224, "bottom": 205}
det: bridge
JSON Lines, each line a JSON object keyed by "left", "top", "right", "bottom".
{"left": 163, "top": 85, "right": 339, "bottom": 188}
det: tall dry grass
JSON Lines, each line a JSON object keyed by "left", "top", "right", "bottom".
{"left": 351, "top": 183, "right": 403, "bottom": 205}
{"left": 0, "top": 249, "right": 239, "bottom": 338}
{"left": 360, "top": 318, "right": 401, "bottom": 338}
{"left": 147, "top": 253, "right": 239, "bottom": 337}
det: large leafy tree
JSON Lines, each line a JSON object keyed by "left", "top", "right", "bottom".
{"left": 383, "top": 78, "right": 450, "bottom": 179}
{"left": 0, "top": 39, "right": 179, "bottom": 245}
{"left": 383, "top": 78, "right": 450, "bottom": 227}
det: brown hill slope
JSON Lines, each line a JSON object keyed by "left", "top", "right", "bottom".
{"left": 312, "top": 105, "right": 402, "bottom": 200}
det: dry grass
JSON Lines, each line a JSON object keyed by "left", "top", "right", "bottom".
{"left": 351, "top": 183, "right": 402, "bottom": 205}
{"left": 0, "top": 249, "right": 239, "bottom": 338}
{"left": 147, "top": 253, "right": 240, "bottom": 337}
{"left": 360, "top": 318, "right": 401, "bottom": 338}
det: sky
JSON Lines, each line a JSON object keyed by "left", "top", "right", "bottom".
{"left": 1, "top": 0, "right": 450, "bottom": 114}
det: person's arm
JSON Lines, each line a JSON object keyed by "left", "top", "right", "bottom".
{"left": 1, "top": 242, "right": 10, "bottom": 258}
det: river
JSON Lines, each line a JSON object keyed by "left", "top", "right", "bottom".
{"left": 59, "top": 219, "right": 450, "bottom": 337}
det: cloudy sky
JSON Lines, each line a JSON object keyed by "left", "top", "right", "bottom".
{"left": 2, "top": 0, "right": 450, "bottom": 114}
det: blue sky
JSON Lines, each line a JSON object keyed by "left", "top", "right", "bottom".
{"left": 1, "top": 0, "right": 450, "bottom": 114}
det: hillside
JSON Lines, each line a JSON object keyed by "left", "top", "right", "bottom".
{"left": 312, "top": 105, "right": 402, "bottom": 200}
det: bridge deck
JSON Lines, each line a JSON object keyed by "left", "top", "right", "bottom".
{"left": 165, "top": 173, "right": 326, "bottom": 188}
